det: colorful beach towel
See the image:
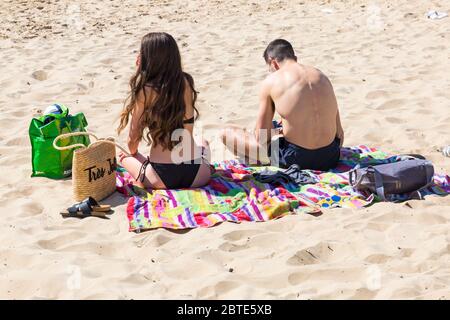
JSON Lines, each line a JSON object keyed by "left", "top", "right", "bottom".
{"left": 116, "top": 146, "right": 450, "bottom": 232}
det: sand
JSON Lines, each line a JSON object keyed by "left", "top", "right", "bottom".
{"left": 0, "top": 0, "right": 449, "bottom": 299}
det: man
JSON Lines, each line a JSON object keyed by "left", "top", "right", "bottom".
{"left": 220, "top": 39, "right": 344, "bottom": 170}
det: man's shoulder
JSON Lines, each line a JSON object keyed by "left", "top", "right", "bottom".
{"left": 299, "top": 65, "right": 332, "bottom": 86}
{"left": 265, "top": 72, "right": 278, "bottom": 83}
{"left": 264, "top": 70, "right": 284, "bottom": 87}
{"left": 261, "top": 73, "right": 276, "bottom": 91}
{"left": 307, "top": 65, "right": 329, "bottom": 80}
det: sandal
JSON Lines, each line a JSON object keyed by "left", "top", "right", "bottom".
{"left": 60, "top": 197, "right": 111, "bottom": 218}
{"left": 84, "top": 196, "right": 111, "bottom": 212}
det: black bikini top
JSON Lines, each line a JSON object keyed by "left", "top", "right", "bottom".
{"left": 183, "top": 116, "right": 195, "bottom": 124}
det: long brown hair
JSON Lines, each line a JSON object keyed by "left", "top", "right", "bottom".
{"left": 118, "top": 32, "right": 198, "bottom": 150}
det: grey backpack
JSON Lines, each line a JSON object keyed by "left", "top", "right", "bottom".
{"left": 349, "top": 159, "right": 434, "bottom": 201}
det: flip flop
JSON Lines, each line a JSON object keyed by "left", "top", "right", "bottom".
{"left": 427, "top": 10, "right": 448, "bottom": 20}
{"left": 60, "top": 197, "right": 110, "bottom": 219}
{"left": 443, "top": 146, "right": 450, "bottom": 157}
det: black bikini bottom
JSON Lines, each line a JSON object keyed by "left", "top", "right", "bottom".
{"left": 137, "top": 158, "right": 202, "bottom": 189}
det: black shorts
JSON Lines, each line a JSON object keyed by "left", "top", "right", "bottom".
{"left": 268, "top": 137, "right": 341, "bottom": 170}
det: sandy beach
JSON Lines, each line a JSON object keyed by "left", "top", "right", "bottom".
{"left": 0, "top": 0, "right": 449, "bottom": 299}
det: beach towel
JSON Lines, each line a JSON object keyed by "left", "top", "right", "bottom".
{"left": 116, "top": 146, "right": 450, "bottom": 232}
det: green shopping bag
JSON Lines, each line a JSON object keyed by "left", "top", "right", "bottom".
{"left": 29, "top": 104, "right": 90, "bottom": 178}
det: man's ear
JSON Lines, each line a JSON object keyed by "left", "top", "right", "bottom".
{"left": 272, "top": 60, "right": 280, "bottom": 70}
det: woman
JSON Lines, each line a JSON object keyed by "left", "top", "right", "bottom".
{"left": 117, "top": 32, "right": 212, "bottom": 189}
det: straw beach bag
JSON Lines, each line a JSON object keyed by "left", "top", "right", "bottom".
{"left": 53, "top": 132, "right": 129, "bottom": 202}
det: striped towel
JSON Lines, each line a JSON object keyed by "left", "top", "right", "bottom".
{"left": 116, "top": 146, "right": 450, "bottom": 232}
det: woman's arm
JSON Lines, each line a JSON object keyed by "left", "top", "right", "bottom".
{"left": 127, "top": 91, "right": 146, "bottom": 155}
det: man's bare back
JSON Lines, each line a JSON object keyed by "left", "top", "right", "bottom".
{"left": 221, "top": 39, "right": 344, "bottom": 170}
{"left": 265, "top": 61, "right": 343, "bottom": 149}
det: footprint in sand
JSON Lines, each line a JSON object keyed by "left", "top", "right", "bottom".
{"left": 6, "top": 136, "right": 30, "bottom": 147}
{"left": 151, "top": 234, "right": 173, "bottom": 246}
{"left": 218, "top": 241, "right": 250, "bottom": 252}
{"left": 423, "top": 45, "right": 446, "bottom": 52}
{"left": 213, "top": 281, "right": 240, "bottom": 296}
{"left": 366, "top": 222, "right": 392, "bottom": 232}
{"left": 286, "top": 242, "right": 336, "bottom": 266}
{"left": 365, "top": 90, "right": 388, "bottom": 100}
{"left": 6, "top": 92, "right": 21, "bottom": 99}
{"left": 92, "top": 103, "right": 108, "bottom": 109}
{"left": 198, "top": 281, "right": 240, "bottom": 299}
{"left": 10, "top": 110, "right": 27, "bottom": 118}
{"left": 109, "top": 98, "right": 123, "bottom": 105}
{"left": 385, "top": 117, "right": 405, "bottom": 124}
{"left": 31, "top": 70, "right": 47, "bottom": 81}
{"left": 263, "top": 219, "right": 296, "bottom": 233}
{"left": 84, "top": 72, "right": 99, "bottom": 78}
{"left": 0, "top": 153, "right": 29, "bottom": 168}
{"left": 363, "top": 253, "right": 392, "bottom": 264}
{"left": 343, "top": 221, "right": 366, "bottom": 230}
{"left": 350, "top": 288, "right": 377, "bottom": 299}
{"left": 288, "top": 267, "right": 363, "bottom": 286}
{"left": 19, "top": 201, "right": 44, "bottom": 217}
{"left": 76, "top": 83, "right": 88, "bottom": 93}
{"left": 37, "top": 231, "right": 86, "bottom": 250}
{"left": 99, "top": 58, "right": 115, "bottom": 65}
{"left": 403, "top": 75, "right": 419, "bottom": 81}
{"left": 287, "top": 249, "right": 320, "bottom": 266}
{"left": 377, "top": 99, "right": 405, "bottom": 110}
{"left": 222, "top": 229, "right": 263, "bottom": 242}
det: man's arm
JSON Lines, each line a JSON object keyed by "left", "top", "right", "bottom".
{"left": 254, "top": 79, "right": 275, "bottom": 145}
{"left": 336, "top": 108, "right": 344, "bottom": 147}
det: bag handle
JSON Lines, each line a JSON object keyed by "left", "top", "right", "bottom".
{"left": 53, "top": 131, "right": 130, "bottom": 156}
{"left": 372, "top": 167, "right": 387, "bottom": 201}
{"left": 349, "top": 164, "right": 363, "bottom": 187}
{"left": 349, "top": 169, "right": 356, "bottom": 186}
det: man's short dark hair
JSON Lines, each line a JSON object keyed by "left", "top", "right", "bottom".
{"left": 263, "top": 39, "right": 296, "bottom": 63}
